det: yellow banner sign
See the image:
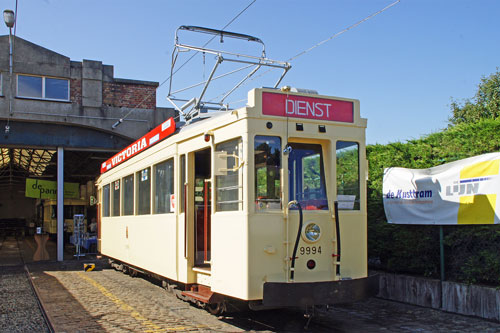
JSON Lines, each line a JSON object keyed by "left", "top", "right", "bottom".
{"left": 384, "top": 152, "right": 500, "bottom": 225}
{"left": 25, "top": 178, "right": 80, "bottom": 199}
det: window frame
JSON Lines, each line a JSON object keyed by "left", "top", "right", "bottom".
{"left": 288, "top": 142, "right": 329, "bottom": 210}
{"left": 180, "top": 155, "right": 186, "bottom": 213}
{"left": 122, "top": 174, "right": 135, "bottom": 216}
{"left": 215, "top": 137, "right": 243, "bottom": 212}
{"left": 153, "top": 158, "right": 175, "bottom": 214}
{"left": 102, "top": 184, "right": 110, "bottom": 217}
{"left": 254, "top": 135, "right": 282, "bottom": 211}
{"left": 111, "top": 179, "right": 121, "bottom": 217}
{"left": 16, "top": 74, "right": 70, "bottom": 101}
{"left": 136, "top": 167, "right": 151, "bottom": 215}
{"left": 336, "top": 140, "right": 360, "bottom": 211}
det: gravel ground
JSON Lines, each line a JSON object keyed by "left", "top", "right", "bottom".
{"left": 0, "top": 265, "right": 50, "bottom": 333}
{"left": 0, "top": 236, "right": 50, "bottom": 333}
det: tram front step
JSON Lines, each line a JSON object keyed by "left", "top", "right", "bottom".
{"left": 182, "top": 284, "right": 219, "bottom": 304}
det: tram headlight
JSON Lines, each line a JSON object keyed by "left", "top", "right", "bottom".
{"left": 302, "top": 222, "right": 321, "bottom": 243}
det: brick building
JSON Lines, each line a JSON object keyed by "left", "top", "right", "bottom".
{"left": 0, "top": 35, "right": 175, "bottom": 144}
{"left": 0, "top": 35, "right": 176, "bottom": 256}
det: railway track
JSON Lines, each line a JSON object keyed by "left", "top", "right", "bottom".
{"left": 16, "top": 237, "right": 55, "bottom": 333}
{"left": 3, "top": 236, "right": 500, "bottom": 332}
{"left": 0, "top": 235, "right": 53, "bottom": 332}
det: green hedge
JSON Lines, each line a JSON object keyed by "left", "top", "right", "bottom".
{"left": 367, "top": 118, "right": 500, "bottom": 284}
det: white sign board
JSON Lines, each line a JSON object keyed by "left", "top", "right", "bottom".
{"left": 383, "top": 152, "right": 500, "bottom": 225}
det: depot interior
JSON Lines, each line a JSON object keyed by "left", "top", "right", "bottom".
{"left": 0, "top": 148, "right": 112, "bottom": 255}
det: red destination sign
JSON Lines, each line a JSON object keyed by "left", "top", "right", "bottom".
{"left": 262, "top": 92, "right": 354, "bottom": 123}
{"left": 101, "top": 117, "right": 176, "bottom": 173}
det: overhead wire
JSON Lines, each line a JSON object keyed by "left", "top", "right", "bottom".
{"left": 220, "top": 0, "right": 401, "bottom": 106}
{"left": 288, "top": 0, "right": 400, "bottom": 63}
{"left": 113, "top": 0, "right": 257, "bottom": 127}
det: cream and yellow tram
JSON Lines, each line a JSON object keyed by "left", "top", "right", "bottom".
{"left": 97, "top": 87, "right": 377, "bottom": 313}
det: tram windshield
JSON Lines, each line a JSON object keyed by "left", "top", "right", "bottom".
{"left": 288, "top": 143, "right": 328, "bottom": 210}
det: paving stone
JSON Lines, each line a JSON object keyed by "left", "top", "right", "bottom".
{"left": 4, "top": 236, "right": 500, "bottom": 332}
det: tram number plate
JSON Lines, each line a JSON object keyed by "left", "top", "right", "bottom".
{"left": 299, "top": 246, "right": 321, "bottom": 255}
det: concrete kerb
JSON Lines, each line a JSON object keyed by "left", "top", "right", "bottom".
{"left": 376, "top": 271, "right": 500, "bottom": 322}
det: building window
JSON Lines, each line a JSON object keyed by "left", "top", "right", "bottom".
{"left": 17, "top": 74, "right": 69, "bottom": 101}
{"left": 154, "top": 159, "right": 174, "bottom": 214}
{"left": 112, "top": 180, "right": 120, "bottom": 216}
{"left": 136, "top": 167, "right": 151, "bottom": 215}
{"left": 255, "top": 136, "right": 281, "bottom": 210}
{"left": 122, "top": 174, "right": 134, "bottom": 216}
{"left": 336, "top": 141, "right": 360, "bottom": 210}
{"left": 216, "top": 138, "right": 242, "bottom": 211}
{"left": 102, "top": 184, "right": 110, "bottom": 217}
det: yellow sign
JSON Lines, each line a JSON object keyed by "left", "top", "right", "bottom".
{"left": 84, "top": 263, "right": 95, "bottom": 272}
{"left": 384, "top": 152, "right": 500, "bottom": 225}
{"left": 25, "top": 178, "right": 80, "bottom": 199}
{"left": 457, "top": 159, "right": 500, "bottom": 224}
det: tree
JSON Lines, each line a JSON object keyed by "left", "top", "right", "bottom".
{"left": 449, "top": 69, "right": 500, "bottom": 125}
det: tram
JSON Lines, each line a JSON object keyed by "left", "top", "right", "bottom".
{"left": 38, "top": 198, "right": 87, "bottom": 235}
{"left": 96, "top": 26, "right": 377, "bottom": 314}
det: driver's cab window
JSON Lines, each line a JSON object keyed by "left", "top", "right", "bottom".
{"left": 288, "top": 143, "right": 328, "bottom": 210}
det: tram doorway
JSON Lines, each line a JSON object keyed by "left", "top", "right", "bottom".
{"left": 193, "top": 148, "right": 211, "bottom": 267}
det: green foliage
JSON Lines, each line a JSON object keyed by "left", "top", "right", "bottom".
{"left": 336, "top": 146, "right": 359, "bottom": 195}
{"left": 303, "top": 154, "right": 321, "bottom": 190}
{"left": 443, "top": 226, "right": 500, "bottom": 284}
{"left": 450, "top": 69, "right": 500, "bottom": 125}
{"left": 367, "top": 118, "right": 500, "bottom": 285}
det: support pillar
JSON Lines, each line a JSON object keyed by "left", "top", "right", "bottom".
{"left": 57, "top": 147, "right": 64, "bottom": 261}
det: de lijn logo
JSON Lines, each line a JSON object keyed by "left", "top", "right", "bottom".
{"left": 445, "top": 159, "right": 499, "bottom": 197}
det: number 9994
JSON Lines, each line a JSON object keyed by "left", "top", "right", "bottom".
{"left": 299, "top": 246, "right": 322, "bottom": 255}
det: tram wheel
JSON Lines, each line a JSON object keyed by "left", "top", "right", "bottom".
{"left": 207, "top": 302, "right": 225, "bottom": 315}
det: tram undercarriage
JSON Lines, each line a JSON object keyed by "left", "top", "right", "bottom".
{"left": 108, "top": 257, "right": 378, "bottom": 316}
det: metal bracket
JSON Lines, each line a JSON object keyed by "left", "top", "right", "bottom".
{"left": 168, "top": 25, "right": 291, "bottom": 121}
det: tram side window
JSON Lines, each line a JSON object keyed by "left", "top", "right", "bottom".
{"left": 255, "top": 136, "right": 281, "bottom": 210}
{"left": 137, "top": 167, "right": 151, "bottom": 215}
{"left": 64, "top": 206, "right": 74, "bottom": 219}
{"left": 102, "top": 184, "right": 110, "bottom": 217}
{"left": 112, "top": 180, "right": 120, "bottom": 216}
{"left": 122, "top": 174, "right": 134, "bottom": 215}
{"left": 63, "top": 205, "right": 85, "bottom": 219}
{"left": 336, "top": 141, "right": 360, "bottom": 210}
{"left": 216, "top": 138, "right": 242, "bottom": 211}
{"left": 154, "top": 159, "right": 174, "bottom": 214}
{"left": 180, "top": 155, "right": 186, "bottom": 213}
{"left": 74, "top": 205, "right": 85, "bottom": 216}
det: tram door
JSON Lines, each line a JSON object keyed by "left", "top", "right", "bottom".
{"left": 193, "top": 148, "right": 211, "bottom": 267}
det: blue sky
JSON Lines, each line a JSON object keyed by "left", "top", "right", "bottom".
{"left": 3, "top": 0, "right": 500, "bottom": 144}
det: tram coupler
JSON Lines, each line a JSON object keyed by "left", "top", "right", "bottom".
{"left": 303, "top": 305, "right": 315, "bottom": 330}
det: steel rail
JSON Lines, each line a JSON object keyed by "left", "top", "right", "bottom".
{"left": 15, "top": 236, "right": 55, "bottom": 333}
